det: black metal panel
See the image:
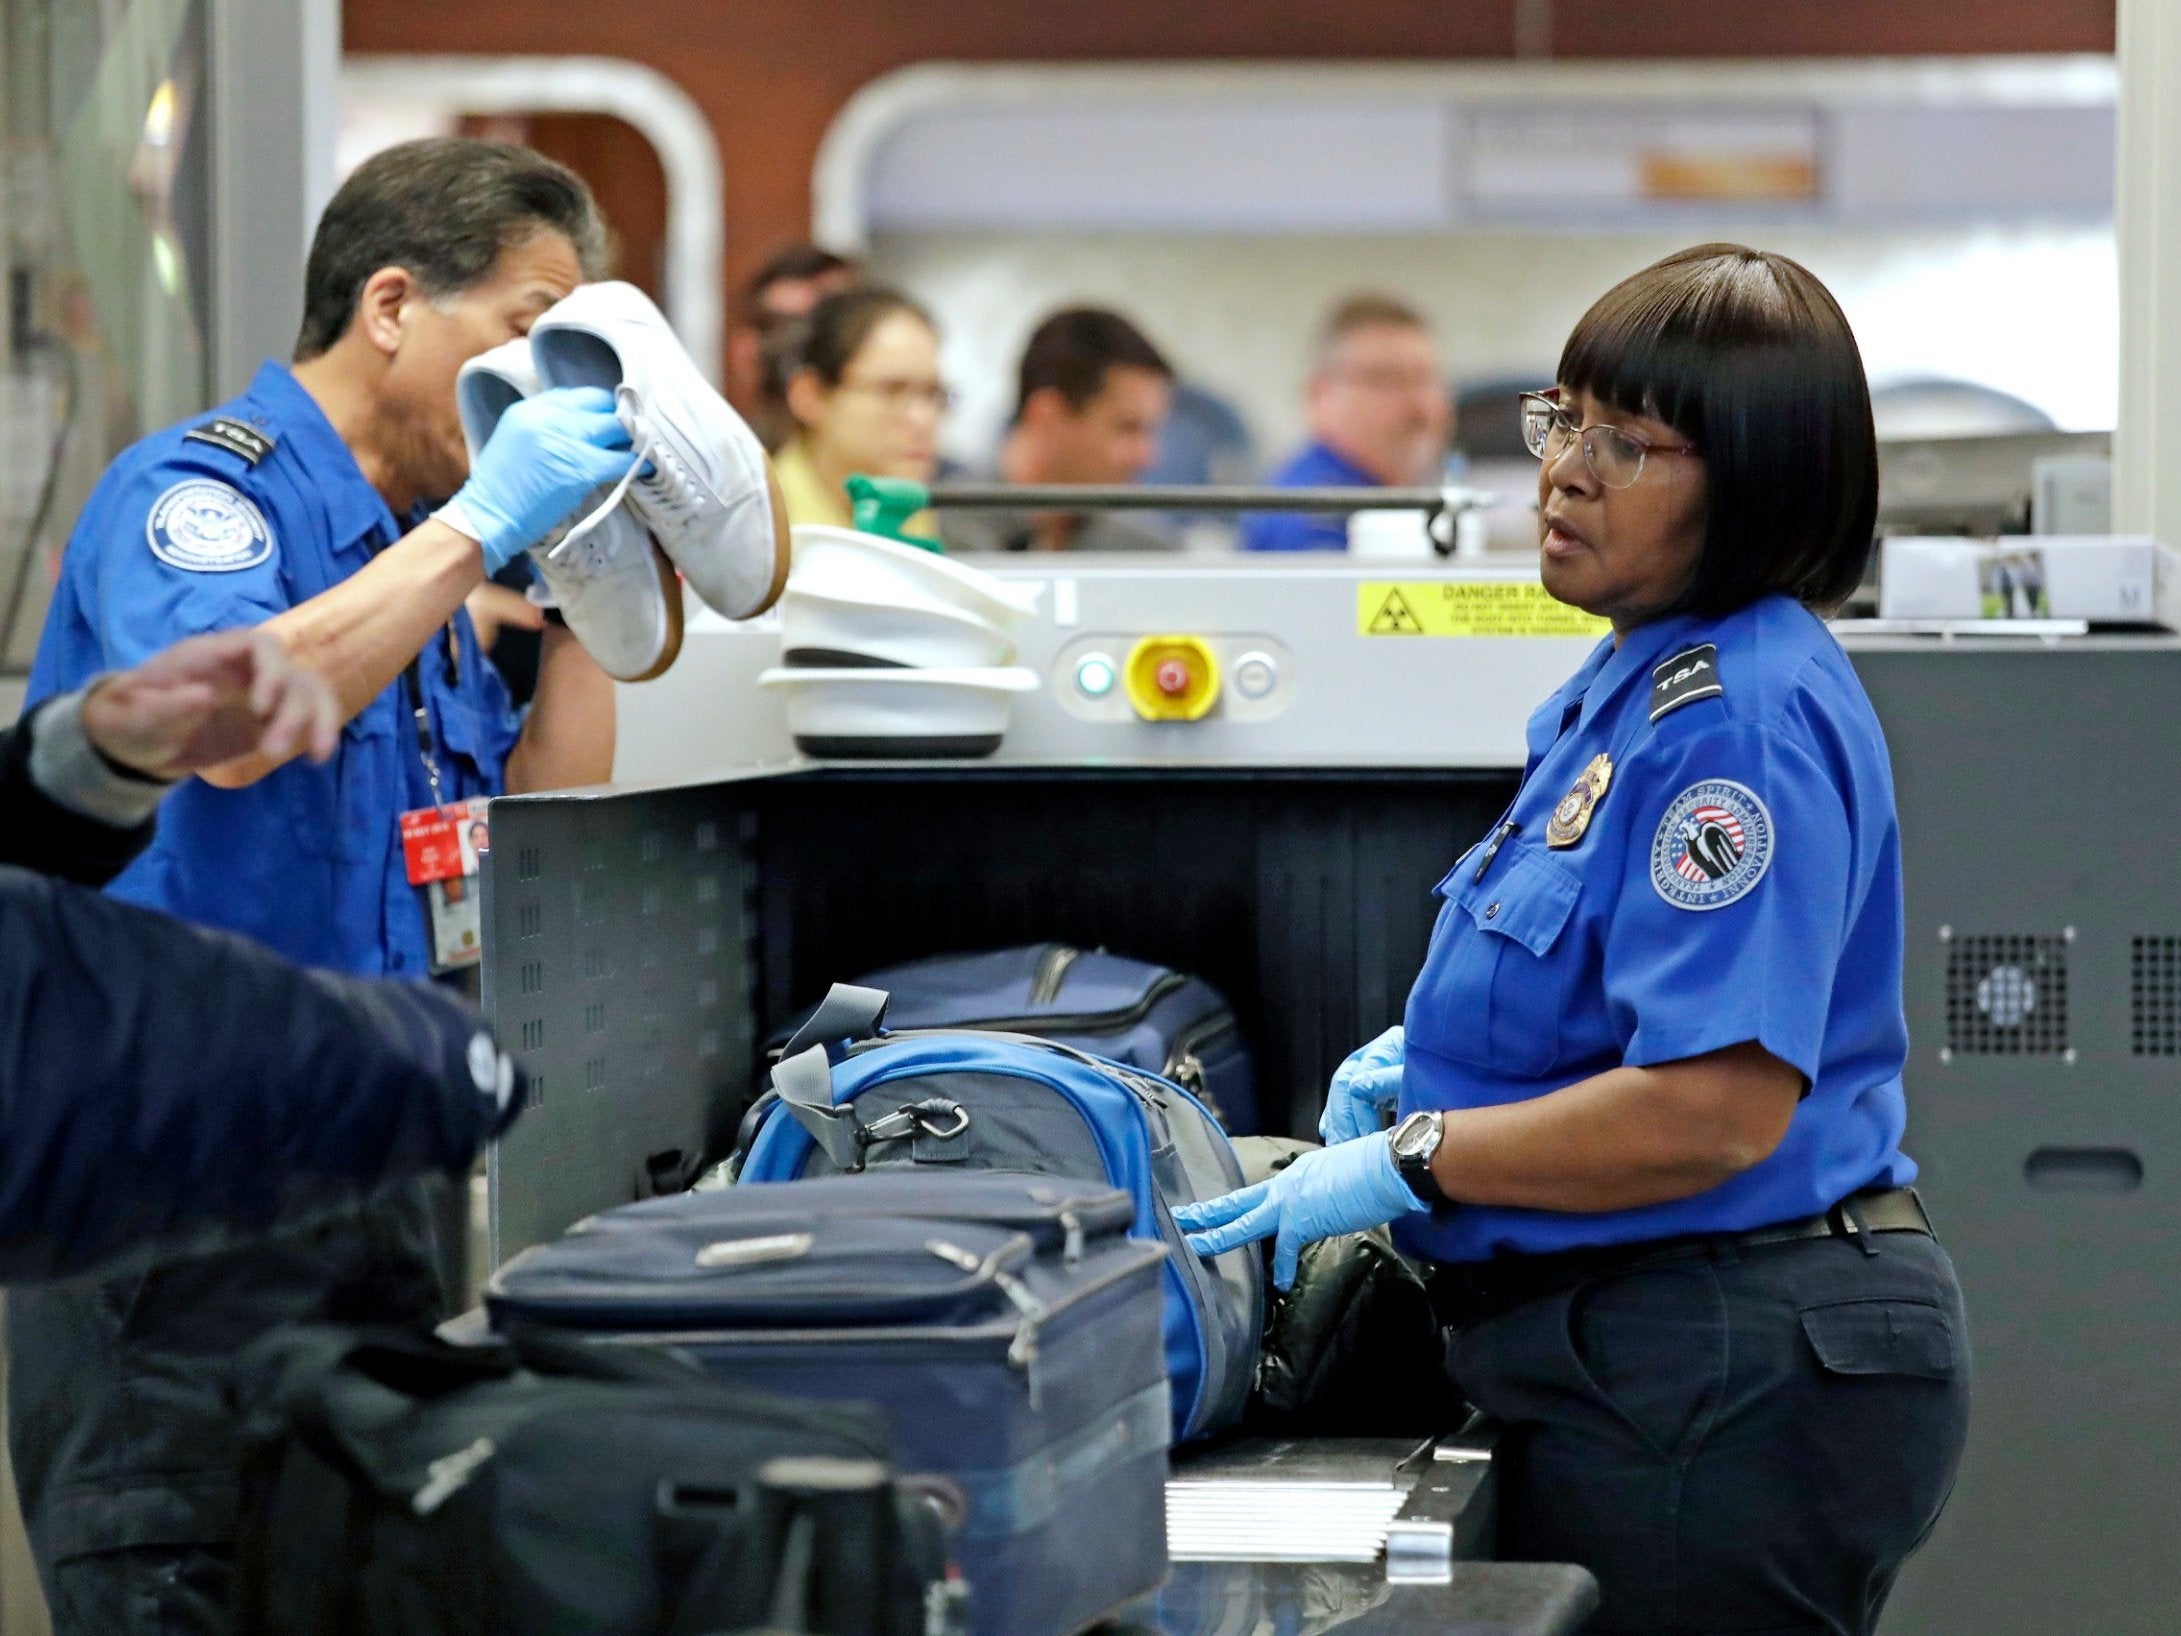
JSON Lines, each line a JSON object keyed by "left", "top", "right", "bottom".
{"left": 749, "top": 767, "right": 1513, "bottom": 1139}
{"left": 1853, "top": 645, "right": 2181, "bottom": 1636}
{"left": 482, "top": 783, "right": 759, "bottom": 1260}
{"left": 488, "top": 765, "right": 1512, "bottom": 1257}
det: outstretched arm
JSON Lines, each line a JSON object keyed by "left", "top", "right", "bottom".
{"left": 4, "top": 626, "right": 339, "bottom": 887}
{"left": 0, "top": 865, "right": 526, "bottom": 1283}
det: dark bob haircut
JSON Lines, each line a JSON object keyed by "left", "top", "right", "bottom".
{"left": 1558, "top": 243, "right": 1878, "bottom": 615}
{"left": 296, "top": 138, "right": 605, "bottom": 361}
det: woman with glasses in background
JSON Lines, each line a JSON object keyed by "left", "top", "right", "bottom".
{"left": 1179, "top": 244, "right": 1969, "bottom": 1636}
{"left": 773, "top": 285, "right": 950, "bottom": 530}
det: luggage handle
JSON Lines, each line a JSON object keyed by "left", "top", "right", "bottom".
{"left": 780, "top": 982, "right": 890, "bottom": 1058}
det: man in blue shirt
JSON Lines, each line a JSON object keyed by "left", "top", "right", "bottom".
{"left": 1239, "top": 293, "right": 1451, "bottom": 553}
{"left": 10, "top": 137, "right": 634, "bottom": 1635}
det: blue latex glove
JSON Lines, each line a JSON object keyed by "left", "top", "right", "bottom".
{"left": 1318, "top": 1025, "right": 1406, "bottom": 1146}
{"left": 434, "top": 386, "right": 636, "bottom": 572}
{"left": 1175, "top": 1135, "right": 1424, "bottom": 1290}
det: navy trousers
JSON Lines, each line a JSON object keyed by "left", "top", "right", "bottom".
{"left": 1445, "top": 1230, "right": 1970, "bottom": 1636}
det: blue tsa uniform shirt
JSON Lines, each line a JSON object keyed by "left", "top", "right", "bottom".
{"left": 1238, "top": 440, "right": 1379, "bottom": 553}
{"left": 28, "top": 361, "right": 522, "bottom": 977}
{"left": 1397, "top": 593, "right": 1916, "bottom": 1263}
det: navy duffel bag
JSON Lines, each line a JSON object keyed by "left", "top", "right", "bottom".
{"left": 488, "top": 1171, "right": 1171, "bottom": 1636}
{"left": 737, "top": 982, "right": 1264, "bottom": 1445}
{"left": 776, "top": 944, "right": 1261, "bottom": 1134}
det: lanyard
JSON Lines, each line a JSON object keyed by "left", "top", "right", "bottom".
{"left": 401, "top": 624, "right": 461, "bottom": 807}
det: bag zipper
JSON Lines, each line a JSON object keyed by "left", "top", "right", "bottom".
{"left": 1162, "top": 1012, "right": 1239, "bottom": 1098}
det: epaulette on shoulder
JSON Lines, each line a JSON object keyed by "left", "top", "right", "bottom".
{"left": 1649, "top": 642, "right": 1724, "bottom": 723}
{"left": 181, "top": 416, "right": 276, "bottom": 467}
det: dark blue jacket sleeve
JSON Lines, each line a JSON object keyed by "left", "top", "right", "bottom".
{"left": 0, "top": 703, "right": 155, "bottom": 887}
{"left": 0, "top": 865, "right": 525, "bottom": 1284}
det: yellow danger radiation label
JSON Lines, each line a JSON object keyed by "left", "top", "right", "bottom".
{"left": 1358, "top": 581, "right": 1611, "bottom": 638}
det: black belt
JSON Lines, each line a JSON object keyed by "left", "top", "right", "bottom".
{"left": 1427, "top": 1186, "right": 1934, "bottom": 1324}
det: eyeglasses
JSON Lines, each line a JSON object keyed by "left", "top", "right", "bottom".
{"left": 1520, "top": 389, "right": 1697, "bottom": 490}
{"left": 838, "top": 376, "right": 955, "bottom": 414}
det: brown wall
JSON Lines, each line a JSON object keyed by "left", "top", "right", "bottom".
{"left": 345, "top": 0, "right": 2115, "bottom": 367}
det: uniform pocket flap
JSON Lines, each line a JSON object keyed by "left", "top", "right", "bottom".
{"left": 1462, "top": 849, "right": 1581, "bottom": 958}
{"left": 1799, "top": 1298, "right": 1956, "bottom": 1380}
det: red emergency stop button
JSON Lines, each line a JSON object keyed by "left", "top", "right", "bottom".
{"left": 1123, "top": 635, "right": 1221, "bottom": 721}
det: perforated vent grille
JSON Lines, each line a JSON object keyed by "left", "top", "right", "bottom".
{"left": 2133, "top": 938, "right": 2181, "bottom": 1055}
{"left": 1945, "top": 933, "right": 2069, "bottom": 1056}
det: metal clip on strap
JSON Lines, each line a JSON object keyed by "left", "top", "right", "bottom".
{"left": 859, "top": 1099, "right": 971, "bottom": 1145}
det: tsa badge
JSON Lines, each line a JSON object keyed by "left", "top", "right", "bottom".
{"left": 1546, "top": 753, "right": 1614, "bottom": 848}
{"left": 1651, "top": 779, "right": 1775, "bottom": 911}
{"left": 145, "top": 479, "right": 274, "bottom": 573}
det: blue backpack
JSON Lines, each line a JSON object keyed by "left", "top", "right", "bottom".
{"left": 735, "top": 983, "right": 1263, "bottom": 1443}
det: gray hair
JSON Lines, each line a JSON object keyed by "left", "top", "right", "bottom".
{"left": 294, "top": 137, "right": 605, "bottom": 360}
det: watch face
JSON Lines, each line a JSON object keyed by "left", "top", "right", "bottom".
{"left": 1392, "top": 1112, "right": 1438, "bottom": 1162}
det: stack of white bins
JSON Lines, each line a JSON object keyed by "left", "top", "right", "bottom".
{"left": 758, "top": 524, "right": 1042, "bottom": 758}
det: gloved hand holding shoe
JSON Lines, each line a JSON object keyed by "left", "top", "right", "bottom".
{"left": 1318, "top": 1025, "right": 1405, "bottom": 1145}
{"left": 434, "top": 386, "right": 637, "bottom": 573}
{"left": 1177, "top": 1134, "right": 1425, "bottom": 1290}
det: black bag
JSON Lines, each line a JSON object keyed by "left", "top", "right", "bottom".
{"left": 230, "top": 1324, "right": 957, "bottom": 1636}
{"left": 1233, "top": 1137, "right": 1457, "bottom": 1438}
{"left": 773, "top": 944, "right": 1260, "bottom": 1133}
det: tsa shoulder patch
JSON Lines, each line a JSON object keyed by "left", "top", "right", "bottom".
{"left": 145, "top": 479, "right": 275, "bottom": 574}
{"left": 182, "top": 416, "right": 275, "bottom": 466}
{"left": 1651, "top": 778, "right": 1773, "bottom": 911}
{"left": 1650, "top": 643, "right": 1723, "bottom": 722}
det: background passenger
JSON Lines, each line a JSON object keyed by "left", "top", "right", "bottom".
{"left": 728, "top": 242, "right": 862, "bottom": 449}
{"left": 773, "top": 286, "right": 947, "bottom": 531}
{"left": 941, "top": 306, "right": 1177, "bottom": 553}
{"left": 1240, "top": 293, "right": 1452, "bottom": 553}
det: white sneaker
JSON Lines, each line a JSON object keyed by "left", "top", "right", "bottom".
{"left": 528, "top": 281, "right": 791, "bottom": 621}
{"left": 456, "top": 339, "right": 683, "bottom": 683}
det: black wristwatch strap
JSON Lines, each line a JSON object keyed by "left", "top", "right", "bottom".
{"left": 1394, "top": 1114, "right": 1453, "bottom": 1208}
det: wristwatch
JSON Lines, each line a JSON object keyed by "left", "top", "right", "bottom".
{"left": 1389, "top": 1110, "right": 1452, "bottom": 1208}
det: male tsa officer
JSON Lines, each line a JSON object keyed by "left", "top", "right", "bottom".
{"left": 10, "top": 138, "right": 633, "bottom": 1635}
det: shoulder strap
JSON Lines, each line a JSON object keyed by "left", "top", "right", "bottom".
{"left": 772, "top": 1044, "right": 865, "bottom": 1171}
{"left": 781, "top": 982, "right": 890, "bottom": 1058}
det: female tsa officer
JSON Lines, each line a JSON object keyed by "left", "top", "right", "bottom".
{"left": 1179, "top": 244, "right": 1969, "bottom": 1636}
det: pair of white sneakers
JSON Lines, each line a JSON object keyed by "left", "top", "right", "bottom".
{"left": 458, "top": 281, "right": 791, "bottom": 681}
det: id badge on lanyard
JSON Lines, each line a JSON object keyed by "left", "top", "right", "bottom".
{"left": 394, "top": 631, "right": 488, "bottom": 973}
